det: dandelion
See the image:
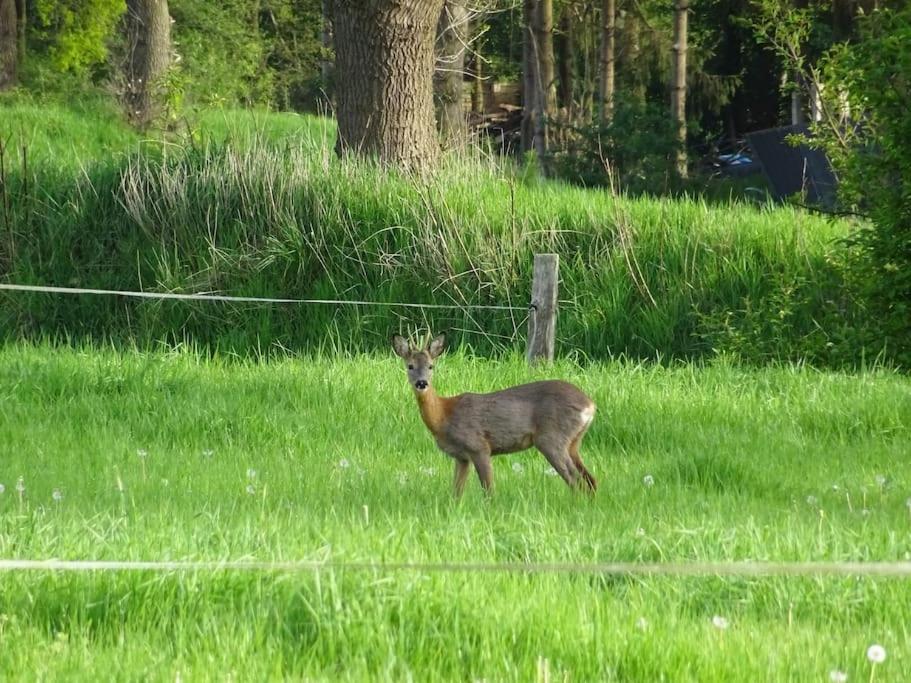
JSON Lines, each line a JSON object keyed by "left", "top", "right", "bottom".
{"left": 829, "top": 670, "right": 848, "bottom": 683}
{"left": 875, "top": 474, "right": 887, "bottom": 487}
{"left": 52, "top": 489, "right": 63, "bottom": 502}
{"left": 420, "top": 466, "right": 436, "bottom": 477}
{"left": 245, "top": 484, "right": 256, "bottom": 496}
{"left": 137, "top": 449, "right": 148, "bottom": 459}
{"left": 202, "top": 450, "right": 214, "bottom": 459}
{"left": 512, "top": 462, "right": 524, "bottom": 474}
{"left": 905, "top": 497, "right": 911, "bottom": 510}
{"left": 643, "top": 474, "right": 655, "bottom": 487}
{"left": 635, "top": 616, "right": 649, "bottom": 630}
{"left": 0, "top": 483, "right": 4, "bottom": 494}
{"left": 246, "top": 468, "right": 257, "bottom": 480}
{"left": 711, "top": 615, "right": 729, "bottom": 630}
{"left": 338, "top": 459, "right": 350, "bottom": 469}
{"left": 543, "top": 468, "right": 559, "bottom": 477}
{"left": 832, "top": 484, "right": 841, "bottom": 492}
{"left": 866, "top": 644, "right": 885, "bottom": 663}
{"left": 15, "top": 477, "right": 25, "bottom": 494}
{"left": 867, "top": 644, "right": 886, "bottom": 683}
{"left": 807, "top": 495, "right": 819, "bottom": 507}
{"left": 861, "top": 508, "right": 871, "bottom": 517}
{"left": 635, "top": 527, "right": 646, "bottom": 538}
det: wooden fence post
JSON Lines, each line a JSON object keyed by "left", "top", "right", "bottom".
{"left": 527, "top": 253, "right": 559, "bottom": 364}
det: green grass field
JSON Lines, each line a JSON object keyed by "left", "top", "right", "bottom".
{"left": 1, "top": 343, "right": 910, "bottom": 680}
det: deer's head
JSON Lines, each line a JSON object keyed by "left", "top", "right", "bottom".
{"left": 392, "top": 333, "right": 446, "bottom": 393}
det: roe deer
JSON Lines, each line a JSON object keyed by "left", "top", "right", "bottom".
{"left": 392, "top": 333, "right": 597, "bottom": 497}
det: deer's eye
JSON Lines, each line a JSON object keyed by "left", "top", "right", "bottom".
{"left": 407, "top": 365, "right": 414, "bottom": 370}
{"left": 429, "top": 365, "right": 434, "bottom": 370}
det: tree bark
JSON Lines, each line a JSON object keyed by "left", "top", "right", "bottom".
{"left": 521, "top": 0, "right": 539, "bottom": 153}
{"left": 598, "top": 0, "right": 615, "bottom": 123}
{"left": 0, "top": 0, "right": 16, "bottom": 90}
{"left": 332, "top": 0, "right": 444, "bottom": 171}
{"left": 670, "top": 0, "right": 688, "bottom": 179}
{"left": 434, "top": 0, "right": 468, "bottom": 147}
{"left": 555, "top": 6, "right": 573, "bottom": 113}
{"left": 469, "top": 31, "right": 484, "bottom": 115}
{"left": 123, "top": 0, "right": 171, "bottom": 128}
{"left": 533, "top": 0, "right": 556, "bottom": 158}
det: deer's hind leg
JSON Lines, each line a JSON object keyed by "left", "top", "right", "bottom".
{"left": 569, "top": 432, "right": 597, "bottom": 492}
{"left": 534, "top": 434, "right": 581, "bottom": 489}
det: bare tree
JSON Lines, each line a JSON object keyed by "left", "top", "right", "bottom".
{"left": 123, "top": 0, "right": 171, "bottom": 128}
{"left": 434, "top": 0, "right": 469, "bottom": 147}
{"left": 599, "top": 0, "right": 615, "bottom": 123}
{"left": 0, "top": 0, "right": 16, "bottom": 89}
{"left": 332, "top": 0, "right": 445, "bottom": 170}
{"left": 671, "top": 0, "right": 688, "bottom": 178}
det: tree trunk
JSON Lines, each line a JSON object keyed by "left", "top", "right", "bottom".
{"left": 598, "top": 0, "right": 615, "bottom": 123}
{"left": 470, "top": 32, "right": 484, "bottom": 115}
{"left": 123, "top": 0, "right": 171, "bottom": 128}
{"left": 533, "top": 0, "right": 556, "bottom": 159}
{"left": 14, "top": 0, "right": 23, "bottom": 64}
{"left": 0, "top": 0, "right": 16, "bottom": 90}
{"left": 556, "top": 6, "right": 573, "bottom": 114}
{"left": 670, "top": 0, "right": 688, "bottom": 179}
{"left": 521, "top": 0, "right": 539, "bottom": 153}
{"left": 434, "top": 0, "right": 468, "bottom": 147}
{"left": 332, "top": 0, "right": 444, "bottom": 171}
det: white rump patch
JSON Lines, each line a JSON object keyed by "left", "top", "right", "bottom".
{"left": 579, "top": 405, "right": 595, "bottom": 427}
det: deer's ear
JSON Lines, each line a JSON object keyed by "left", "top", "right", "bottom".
{"left": 428, "top": 333, "right": 446, "bottom": 359}
{"left": 392, "top": 335, "right": 411, "bottom": 359}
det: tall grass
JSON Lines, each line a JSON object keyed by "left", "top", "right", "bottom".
{"left": 1, "top": 344, "right": 909, "bottom": 680}
{"left": 0, "top": 106, "right": 871, "bottom": 363}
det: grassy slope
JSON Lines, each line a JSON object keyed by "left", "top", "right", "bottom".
{"left": 0, "top": 99, "right": 865, "bottom": 364}
{"left": 1, "top": 345, "right": 909, "bottom": 680}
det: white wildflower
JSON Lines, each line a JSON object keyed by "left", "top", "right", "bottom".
{"left": 245, "top": 484, "right": 256, "bottom": 496}
{"left": 829, "top": 670, "right": 847, "bottom": 683}
{"left": 15, "top": 477, "right": 25, "bottom": 494}
{"left": 246, "top": 468, "right": 257, "bottom": 479}
{"left": 338, "top": 459, "right": 350, "bottom": 469}
{"left": 875, "top": 474, "right": 887, "bottom": 487}
{"left": 806, "top": 495, "right": 819, "bottom": 507}
{"left": 711, "top": 615, "right": 729, "bottom": 630}
{"left": 643, "top": 474, "right": 655, "bottom": 487}
{"left": 635, "top": 617, "right": 648, "bottom": 630}
{"left": 512, "top": 462, "right": 524, "bottom": 474}
{"left": 866, "top": 644, "right": 886, "bottom": 664}
{"left": 52, "top": 489, "right": 63, "bottom": 502}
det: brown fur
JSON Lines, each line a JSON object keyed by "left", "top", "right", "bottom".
{"left": 393, "top": 333, "right": 597, "bottom": 497}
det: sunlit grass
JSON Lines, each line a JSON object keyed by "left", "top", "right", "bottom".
{"left": 0, "top": 344, "right": 909, "bottom": 679}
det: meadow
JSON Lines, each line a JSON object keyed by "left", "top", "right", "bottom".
{"left": 1, "top": 96, "right": 909, "bottom": 680}
{"left": 1, "top": 344, "right": 910, "bottom": 680}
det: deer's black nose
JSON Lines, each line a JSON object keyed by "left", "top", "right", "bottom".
{"left": 415, "top": 380, "right": 428, "bottom": 390}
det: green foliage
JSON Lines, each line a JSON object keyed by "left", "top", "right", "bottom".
{"left": 168, "top": 0, "right": 323, "bottom": 110}
{"left": 748, "top": 2, "right": 911, "bottom": 366}
{"left": 30, "top": 0, "right": 125, "bottom": 75}
{"left": 816, "top": 8, "right": 911, "bottom": 366}
{"left": 1, "top": 344, "right": 910, "bottom": 678}
{"left": 551, "top": 100, "right": 683, "bottom": 194}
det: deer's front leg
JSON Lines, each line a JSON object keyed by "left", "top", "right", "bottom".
{"left": 453, "top": 459, "right": 471, "bottom": 498}
{"left": 471, "top": 451, "right": 493, "bottom": 493}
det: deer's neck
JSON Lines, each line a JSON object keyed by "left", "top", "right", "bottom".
{"left": 414, "top": 387, "right": 455, "bottom": 437}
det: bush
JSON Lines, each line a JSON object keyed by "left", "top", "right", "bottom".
{"left": 550, "top": 101, "right": 683, "bottom": 195}
{"left": 817, "top": 7, "right": 911, "bottom": 366}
